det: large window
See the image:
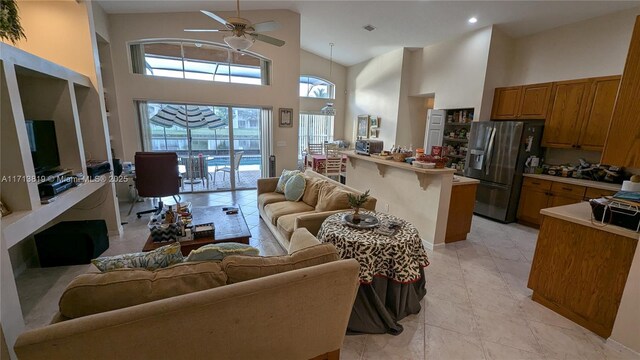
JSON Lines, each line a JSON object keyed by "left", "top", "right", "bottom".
{"left": 299, "top": 76, "right": 334, "bottom": 99}
{"left": 130, "top": 40, "right": 270, "bottom": 85}
{"left": 298, "top": 113, "right": 334, "bottom": 159}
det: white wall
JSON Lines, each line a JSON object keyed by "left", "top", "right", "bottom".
{"left": 478, "top": 27, "right": 514, "bottom": 120}
{"left": 409, "top": 26, "right": 493, "bottom": 116}
{"left": 345, "top": 49, "right": 404, "bottom": 147}
{"left": 107, "top": 10, "right": 301, "bottom": 173}
{"left": 91, "top": 2, "right": 110, "bottom": 43}
{"left": 299, "top": 49, "right": 347, "bottom": 140}
{"left": 509, "top": 8, "right": 638, "bottom": 85}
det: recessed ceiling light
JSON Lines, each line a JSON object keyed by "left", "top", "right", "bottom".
{"left": 468, "top": 17, "right": 478, "bottom": 24}
{"left": 363, "top": 24, "right": 376, "bottom": 32}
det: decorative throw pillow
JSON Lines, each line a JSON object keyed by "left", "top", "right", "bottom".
{"left": 91, "top": 242, "right": 183, "bottom": 272}
{"left": 315, "top": 184, "right": 351, "bottom": 212}
{"left": 284, "top": 174, "right": 306, "bottom": 201}
{"left": 185, "top": 242, "right": 260, "bottom": 262}
{"left": 275, "top": 169, "right": 301, "bottom": 194}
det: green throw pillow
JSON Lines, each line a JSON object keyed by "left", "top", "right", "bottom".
{"left": 276, "top": 169, "right": 301, "bottom": 194}
{"left": 185, "top": 243, "right": 260, "bottom": 262}
{"left": 284, "top": 174, "right": 306, "bottom": 201}
{"left": 92, "top": 242, "right": 183, "bottom": 272}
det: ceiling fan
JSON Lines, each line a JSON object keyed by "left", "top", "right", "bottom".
{"left": 185, "top": 0, "right": 285, "bottom": 51}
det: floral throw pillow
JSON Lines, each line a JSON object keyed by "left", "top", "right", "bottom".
{"left": 92, "top": 242, "right": 183, "bottom": 272}
{"left": 185, "top": 242, "right": 259, "bottom": 262}
{"left": 275, "top": 169, "right": 301, "bottom": 194}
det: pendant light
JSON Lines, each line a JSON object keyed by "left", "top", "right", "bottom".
{"left": 320, "top": 43, "right": 337, "bottom": 116}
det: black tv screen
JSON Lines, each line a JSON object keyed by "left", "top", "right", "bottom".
{"left": 25, "top": 120, "right": 61, "bottom": 174}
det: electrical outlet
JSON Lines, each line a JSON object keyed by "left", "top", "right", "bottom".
{"left": 384, "top": 203, "right": 390, "bottom": 212}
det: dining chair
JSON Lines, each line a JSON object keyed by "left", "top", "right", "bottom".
{"left": 214, "top": 151, "right": 244, "bottom": 185}
{"left": 324, "top": 153, "right": 343, "bottom": 181}
{"left": 306, "top": 143, "right": 324, "bottom": 169}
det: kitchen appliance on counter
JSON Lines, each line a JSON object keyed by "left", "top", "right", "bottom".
{"left": 464, "top": 121, "right": 544, "bottom": 222}
{"left": 355, "top": 139, "right": 384, "bottom": 155}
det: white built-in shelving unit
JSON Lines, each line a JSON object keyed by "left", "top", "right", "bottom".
{"left": 0, "top": 43, "right": 122, "bottom": 351}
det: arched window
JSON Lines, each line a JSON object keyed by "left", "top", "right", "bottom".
{"left": 299, "top": 76, "right": 335, "bottom": 99}
{"left": 129, "top": 39, "right": 271, "bottom": 85}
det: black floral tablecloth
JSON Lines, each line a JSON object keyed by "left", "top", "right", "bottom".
{"left": 317, "top": 211, "right": 430, "bottom": 283}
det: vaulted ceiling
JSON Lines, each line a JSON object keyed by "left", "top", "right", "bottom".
{"left": 97, "top": 1, "right": 640, "bottom": 66}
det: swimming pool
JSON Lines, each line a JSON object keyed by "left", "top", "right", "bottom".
{"left": 206, "top": 156, "right": 261, "bottom": 167}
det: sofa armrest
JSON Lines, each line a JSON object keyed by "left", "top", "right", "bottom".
{"left": 295, "top": 210, "right": 347, "bottom": 236}
{"left": 257, "top": 177, "right": 279, "bottom": 195}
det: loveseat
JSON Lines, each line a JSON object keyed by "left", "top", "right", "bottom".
{"left": 13, "top": 229, "right": 360, "bottom": 360}
{"left": 258, "top": 170, "right": 377, "bottom": 250}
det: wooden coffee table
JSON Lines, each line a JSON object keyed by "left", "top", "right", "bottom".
{"left": 142, "top": 204, "right": 251, "bottom": 256}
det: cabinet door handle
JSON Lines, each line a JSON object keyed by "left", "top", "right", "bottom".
{"left": 561, "top": 187, "right": 573, "bottom": 191}
{"left": 532, "top": 181, "right": 541, "bottom": 185}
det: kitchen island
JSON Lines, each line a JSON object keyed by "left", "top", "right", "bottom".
{"left": 528, "top": 202, "right": 639, "bottom": 352}
{"left": 343, "top": 151, "right": 466, "bottom": 247}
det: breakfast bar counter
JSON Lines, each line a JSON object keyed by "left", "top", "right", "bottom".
{"left": 342, "top": 151, "right": 455, "bottom": 247}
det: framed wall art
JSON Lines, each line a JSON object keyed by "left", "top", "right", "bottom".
{"left": 357, "top": 115, "right": 370, "bottom": 138}
{"left": 279, "top": 108, "right": 293, "bottom": 127}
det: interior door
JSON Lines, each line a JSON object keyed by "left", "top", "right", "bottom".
{"left": 424, "top": 109, "right": 445, "bottom": 154}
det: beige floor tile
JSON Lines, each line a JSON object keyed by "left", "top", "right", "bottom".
{"left": 473, "top": 307, "right": 541, "bottom": 354}
{"left": 468, "top": 285, "right": 525, "bottom": 319}
{"left": 482, "top": 340, "right": 542, "bottom": 360}
{"left": 580, "top": 328, "right": 640, "bottom": 360}
{"left": 341, "top": 334, "right": 367, "bottom": 360}
{"left": 516, "top": 298, "right": 582, "bottom": 331}
{"left": 425, "top": 325, "right": 486, "bottom": 360}
{"left": 425, "top": 259, "right": 464, "bottom": 282}
{"left": 426, "top": 272, "right": 470, "bottom": 305}
{"left": 459, "top": 255, "right": 500, "bottom": 274}
{"left": 425, "top": 296, "right": 478, "bottom": 336}
{"left": 487, "top": 246, "right": 526, "bottom": 262}
{"left": 362, "top": 317, "right": 424, "bottom": 360}
{"left": 462, "top": 266, "right": 511, "bottom": 294}
{"left": 528, "top": 320, "right": 605, "bottom": 359}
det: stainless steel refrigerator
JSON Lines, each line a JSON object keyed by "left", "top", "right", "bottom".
{"left": 464, "top": 121, "right": 544, "bottom": 223}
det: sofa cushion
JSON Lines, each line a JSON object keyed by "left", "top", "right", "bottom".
{"left": 258, "top": 192, "right": 286, "bottom": 211}
{"left": 91, "top": 242, "right": 183, "bottom": 272}
{"left": 185, "top": 243, "right": 259, "bottom": 262}
{"left": 277, "top": 211, "right": 315, "bottom": 240}
{"left": 222, "top": 243, "right": 339, "bottom": 284}
{"left": 59, "top": 261, "right": 227, "bottom": 319}
{"left": 316, "top": 184, "right": 352, "bottom": 212}
{"left": 288, "top": 228, "right": 322, "bottom": 254}
{"left": 284, "top": 174, "right": 306, "bottom": 201}
{"left": 301, "top": 177, "right": 326, "bottom": 207}
{"left": 263, "top": 201, "right": 315, "bottom": 226}
{"left": 275, "top": 169, "right": 301, "bottom": 194}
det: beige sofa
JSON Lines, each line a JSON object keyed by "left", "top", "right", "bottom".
{"left": 13, "top": 230, "right": 360, "bottom": 360}
{"left": 258, "top": 170, "right": 377, "bottom": 250}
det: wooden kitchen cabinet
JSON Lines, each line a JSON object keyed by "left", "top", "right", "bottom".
{"left": 491, "top": 83, "right": 551, "bottom": 120}
{"left": 579, "top": 76, "right": 621, "bottom": 151}
{"left": 517, "top": 178, "right": 586, "bottom": 226}
{"left": 542, "top": 79, "right": 591, "bottom": 148}
{"left": 519, "top": 83, "right": 553, "bottom": 119}
{"left": 602, "top": 15, "right": 640, "bottom": 168}
{"left": 491, "top": 86, "right": 522, "bottom": 119}
{"left": 584, "top": 187, "right": 617, "bottom": 200}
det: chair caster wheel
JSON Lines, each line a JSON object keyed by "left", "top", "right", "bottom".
{"left": 137, "top": 214, "right": 141, "bottom": 218}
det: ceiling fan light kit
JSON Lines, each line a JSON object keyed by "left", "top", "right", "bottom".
{"left": 224, "top": 35, "right": 254, "bottom": 51}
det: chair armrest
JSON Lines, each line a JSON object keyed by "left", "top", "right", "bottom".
{"left": 257, "top": 177, "right": 279, "bottom": 195}
{"left": 295, "top": 210, "right": 347, "bottom": 236}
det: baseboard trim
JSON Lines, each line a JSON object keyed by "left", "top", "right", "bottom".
{"left": 607, "top": 338, "right": 640, "bottom": 357}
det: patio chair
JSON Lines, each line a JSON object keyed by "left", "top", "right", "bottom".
{"left": 214, "top": 151, "right": 244, "bottom": 185}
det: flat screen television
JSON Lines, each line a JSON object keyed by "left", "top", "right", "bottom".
{"left": 25, "top": 120, "right": 61, "bottom": 175}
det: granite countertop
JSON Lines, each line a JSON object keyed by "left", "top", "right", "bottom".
{"left": 452, "top": 175, "right": 480, "bottom": 186}
{"left": 523, "top": 173, "right": 622, "bottom": 192}
{"left": 540, "top": 202, "right": 639, "bottom": 240}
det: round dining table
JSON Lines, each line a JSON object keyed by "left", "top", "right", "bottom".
{"left": 317, "top": 210, "right": 429, "bottom": 335}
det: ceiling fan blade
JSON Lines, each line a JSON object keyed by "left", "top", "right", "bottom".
{"left": 250, "top": 33, "right": 285, "bottom": 47}
{"left": 184, "top": 29, "right": 227, "bottom": 32}
{"left": 200, "top": 10, "right": 229, "bottom": 26}
{"left": 251, "top": 21, "right": 280, "bottom": 33}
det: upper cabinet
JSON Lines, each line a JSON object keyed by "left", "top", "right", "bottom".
{"left": 491, "top": 83, "right": 551, "bottom": 120}
{"left": 580, "top": 76, "right": 621, "bottom": 151}
{"left": 542, "top": 79, "right": 591, "bottom": 149}
{"left": 601, "top": 15, "right": 640, "bottom": 168}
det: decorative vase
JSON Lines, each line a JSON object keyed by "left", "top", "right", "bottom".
{"left": 352, "top": 207, "right": 361, "bottom": 223}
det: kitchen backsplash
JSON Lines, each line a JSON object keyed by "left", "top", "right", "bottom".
{"left": 544, "top": 148, "right": 602, "bottom": 166}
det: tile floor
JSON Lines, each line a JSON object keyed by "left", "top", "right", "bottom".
{"left": 14, "top": 191, "right": 640, "bottom": 359}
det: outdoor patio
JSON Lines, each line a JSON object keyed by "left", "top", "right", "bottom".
{"left": 180, "top": 164, "right": 261, "bottom": 192}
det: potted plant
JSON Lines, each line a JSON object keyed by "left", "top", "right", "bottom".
{"left": 347, "top": 190, "right": 370, "bottom": 223}
{"left": 0, "top": 0, "right": 27, "bottom": 44}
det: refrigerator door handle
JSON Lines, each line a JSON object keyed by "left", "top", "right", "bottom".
{"left": 484, "top": 127, "right": 497, "bottom": 175}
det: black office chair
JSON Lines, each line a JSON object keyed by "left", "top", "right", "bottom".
{"left": 134, "top": 152, "right": 181, "bottom": 218}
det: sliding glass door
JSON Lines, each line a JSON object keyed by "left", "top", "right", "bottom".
{"left": 138, "top": 102, "right": 263, "bottom": 192}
